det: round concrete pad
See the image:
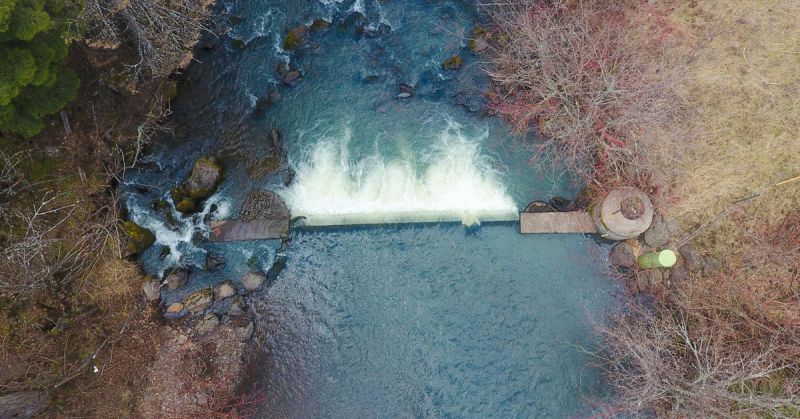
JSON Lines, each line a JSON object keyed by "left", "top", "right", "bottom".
{"left": 598, "top": 187, "right": 653, "bottom": 240}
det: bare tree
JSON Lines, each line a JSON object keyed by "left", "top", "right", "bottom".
{"left": 482, "top": 0, "right": 682, "bottom": 182}
{"left": 79, "top": 0, "right": 214, "bottom": 80}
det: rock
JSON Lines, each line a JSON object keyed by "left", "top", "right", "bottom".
{"left": 523, "top": 200, "right": 556, "bottom": 213}
{"left": 142, "top": 280, "right": 161, "bottom": 301}
{"left": 205, "top": 253, "right": 225, "bottom": 271}
{"left": 283, "top": 26, "right": 308, "bottom": 50}
{"left": 310, "top": 19, "right": 330, "bottom": 32}
{"left": 166, "top": 302, "right": 184, "bottom": 313}
{"left": 165, "top": 269, "right": 189, "bottom": 290}
{"left": 158, "top": 246, "right": 171, "bottom": 260}
{"left": 214, "top": 280, "right": 237, "bottom": 300}
{"left": 573, "top": 187, "right": 592, "bottom": 210}
{"left": 195, "top": 313, "right": 219, "bottom": 335}
{"left": 609, "top": 241, "right": 636, "bottom": 268}
{"left": 267, "top": 128, "right": 283, "bottom": 155}
{"left": 275, "top": 61, "right": 289, "bottom": 76}
{"left": 678, "top": 244, "right": 704, "bottom": 272}
{"left": 669, "top": 265, "right": 689, "bottom": 283}
{"left": 442, "top": 55, "right": 463, "bottom": 70}
{"left": 469, "top": 27, "right": 489, "bottom": 53}
{"left": 171, "top": 157, "right": 223, "bottom": 214}
{"left": 162, "top": 81, "right": 178, "bottom": 102}
{"left": 636, "top": 269, "right": 662, "bottom": 292}
{"left": 282, "top": 69, "right": 302, "bottom": 86}
{"left": 184, "top": 157, "right": 223, "bottom": 199}
{"left": 703, "top": 256, "right": 722, "bottom": 276}
{"left": 228, "top": 297, "right": 246, "bottom": 316}
{"left": 230, "top": 15, "right": 245, "bottom": 25}
{"left": 184, "top": 288, "right": 213, "bottom": 314}
{"left": 643, "top": 214, "right": 669, "bottom": 247}
{"left": 470, "top": 37, "right": 489, "bottom": 53}
{"left": 122, "top": 221, "right": 156, "bottom": 256}
{"left": 549, "top": 196, "right": 572, "bottom": 212}
{"left": 242, "top": 272, "right": 266, "bottom": 292}
{"left": 236, "top": 321, "right": 254, "bottom": 341}
{"left": 665, "top": 218, "right": 680, "bottom": 235}
{"left": 398, "top": 83, "right": 415, "bottom": 99}
{"left": 230, "top": 38, "right": 246, "bottom": 50}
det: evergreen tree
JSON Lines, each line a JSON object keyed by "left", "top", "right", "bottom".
{"left": 0, "top": 0, "right": 79, "bottom": 138}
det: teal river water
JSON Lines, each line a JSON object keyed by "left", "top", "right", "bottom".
{"left": 122, "top": 0, "right": 624, "bottom": 416}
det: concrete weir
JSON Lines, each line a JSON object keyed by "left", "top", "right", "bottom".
{"left": 209, "top": 218, "right": 289, "bottom": 241}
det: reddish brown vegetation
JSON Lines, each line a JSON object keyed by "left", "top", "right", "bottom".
{"left": 484, "top": 0, "right": 683, "bottom": 183}
{"left": 594, "top": 212, "right": 800, "bottom": 416}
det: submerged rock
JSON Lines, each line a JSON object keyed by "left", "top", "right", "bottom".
{"left": 310, "top": 19, "right": 330, "bottom": 32}
{"left": 283, "top": 26, "right": 308, "bottom": 51}
{"left": 469, "top": 27, "right": 490, "bottom": 53}
{"left": 230, "top": 38, "right": 246, "bottom": 50}
{"left": 283, "top": 69, "right": 302, "bottom": 86}
{"left": 242, "top": 272, "right": 266, "bottom": 292}
{"left": 205, "top": 253, "right": 225, "bottom": 271}
{"left": 442, "top": 55, "right": 463, "bottom": 70}
{"left": 184, "top": 288, "right": 213, "bottom": 313}
{"left": 158, "top": 246, "right": 171, "bottom": 260}
{"left": 122, "top": 221, "right": 156, "bottom": 256}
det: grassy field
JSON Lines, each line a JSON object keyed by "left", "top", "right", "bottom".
{"left": 663, "top": 0, "right": 800, "bottom": 254}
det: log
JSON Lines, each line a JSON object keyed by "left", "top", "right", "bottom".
{"left": 0, "top": 391, "right": 47, "bottom": 419}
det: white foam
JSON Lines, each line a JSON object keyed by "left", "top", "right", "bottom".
{"left": 280, "top": 121, "right": 518, "bottom": 226}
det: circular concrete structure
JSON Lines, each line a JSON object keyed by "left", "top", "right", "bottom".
{"left": 592, "top": 187, "right": 653, "bottom": 240}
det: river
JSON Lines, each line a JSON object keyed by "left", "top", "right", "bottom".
{"left": 121, "top": 0, "right": 623, "bottom": 416}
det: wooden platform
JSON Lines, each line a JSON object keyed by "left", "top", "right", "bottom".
{"left": 519, "top": 211, "right": 597, "bottom": 234}
{"left": 209, "top": 218, "right": 289, "bottom": 241}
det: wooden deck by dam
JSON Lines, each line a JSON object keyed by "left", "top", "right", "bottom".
{"left": 519, "top": 211, "right": 598, "bottom": 234}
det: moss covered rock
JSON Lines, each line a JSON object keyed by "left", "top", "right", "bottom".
{"left": 442, "top": 55, "right": 463, "bottom": 70}
{"left": 122, "top": 221, "right": 156, "bottom": 256}
{"left": 162, "top": 80, "right": 178, "bottom": 102}
{"left": 184, "top": 288, "right": 213, "bottom": 313}
{"left": 171, "top": 157, "right": 223, "bottom": 214}
{"left": 283, "top": 26, "right": 308, "bottom": 51}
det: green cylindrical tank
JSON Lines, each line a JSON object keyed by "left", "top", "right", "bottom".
{"left": 637, "top": 249, "right": 677, "bottom": 269}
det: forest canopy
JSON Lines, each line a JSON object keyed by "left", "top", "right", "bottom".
{"left": 0, "top": 0, "right": 79, "bottom": 138}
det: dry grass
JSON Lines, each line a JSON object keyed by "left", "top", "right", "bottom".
{"left": 655, "top": 0, "right": 800, "bottom": 254}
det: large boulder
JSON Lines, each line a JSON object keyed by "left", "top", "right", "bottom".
{"left": 171, "top": 157, "right": 223, "bottom": 214}
{"left": 122, "top": 221, "right": 156, "bottom": 256}
{"left": 184, "top": 288, "right": 213, "bottom": 313}
{"left": 442, "top": 55, "right": 463, "bottom": 70}
{"left": 242, "top": 272, "right": 266, "bottom": 292}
